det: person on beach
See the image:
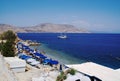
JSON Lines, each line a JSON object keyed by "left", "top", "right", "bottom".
{"left": 33, "top": 48, "right": 38, "bottom": 53}
{"left": 59, "top": 64, "right": 62, "bottom": 72}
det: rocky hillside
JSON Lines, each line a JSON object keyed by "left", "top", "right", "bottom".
{"left": 0, "top": 24, "right": 26, "bottom": 33}
{"left": 0, "top": 23, "right": 90, "bottom": 33}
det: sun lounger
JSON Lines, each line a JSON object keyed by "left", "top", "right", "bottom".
{"left": 19, "top": 54, "right": 32, "bottom": 60}
{"left": 19, "top": 55, "right": 28, "bottom": 59}
{"left": 27, "top": 58, "right": 36, "bottom": 63}
{"left": 30, "top": 61, "right": 40, "bottom": 66}
{"left": 43, "top": 59, "right": 51, "bottom": 65}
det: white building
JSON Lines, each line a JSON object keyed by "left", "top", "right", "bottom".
{"left": 4, "top": 57, "right": 26, "bottom": 73}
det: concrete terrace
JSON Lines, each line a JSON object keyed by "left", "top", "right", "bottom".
{"left": 67, "top": 62, "right": 120, "bottom": 81}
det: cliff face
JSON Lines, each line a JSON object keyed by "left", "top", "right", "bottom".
{"left": 0, "top": 23, "right": 90, "bottom": 33}
{"left": 0, "top": 54, "right": 18, "bottom": 81}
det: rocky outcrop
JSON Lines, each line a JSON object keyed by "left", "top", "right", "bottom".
{"left": 0, "top": 54, "right": 18, "bottom": 81}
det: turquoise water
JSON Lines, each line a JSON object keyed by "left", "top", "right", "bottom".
{"left": 30, "top": 43, "right": 86, "bottom": 64}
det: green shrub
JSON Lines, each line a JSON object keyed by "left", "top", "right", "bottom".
{"left": 0, "top": 43, "right": 3, "bottom": 51}
{"left": 0, "top": 30, "right": 16, "bottom": 57}
{"left": 56, "top": 71, "right": 66, "bottom": 81}
{"left": 60, "top": 71, "right": 64, "bottom": 75}
{"left": 2, "top": 30, "right": 16, "bottom": 42}
{"left": 1, "top": 40, "right": 15, "bottom": 57}
{"left": 63, "top": 75, "right": 67, "bottom": 80}
{"left": 69, "top": 68, "right": 76, "bottom": 75}
{"left": 56, "top": 75, "right": 63, "bottom": 81}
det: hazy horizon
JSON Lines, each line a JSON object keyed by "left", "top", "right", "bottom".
{"left": 0, "top": 0, "right": 120, "bottom": 33}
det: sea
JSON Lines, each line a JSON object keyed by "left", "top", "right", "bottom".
{"left": 17, "top": 33, "right": 120, "bottom": 69}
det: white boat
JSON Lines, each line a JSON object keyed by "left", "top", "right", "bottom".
{"left": 58, "top": 33, "right": 67, "bottom": 39}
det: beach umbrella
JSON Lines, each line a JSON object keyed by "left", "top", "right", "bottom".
{"left": 22, "top": 45, "right": 29, "bottom": 49}
{"left": 20, "top": 55, "right": 29, "bottom": 59}
{"left": 43, "top": 59, "right": 52, "bottom": 65}
{"left": 44, "top": 59, "right": 51, "bottom": 62}
{"left": 24, "top": 56, "right": 32, "bottom": 60}
{"left": 22, "top": 45, "right": 30, "bottom": 52}
{"left": 18, "top": 53, "right": 24, "bottom": 57}
{"left": 25, "top": 47, "right": 31, "bottom": 52}
{"left": 40, "top": 55, "right": 47, "bottom": 59}
{"left": 34, "top": 52, "right": 47, "bottom": 59}
{"left": 29, "top": 49, "right": 34, "bottom": 53}
{"left": 49, "top": 60, "right": 59, "bottom": 65}
{"left": 17, "top": 42, "right": 22, "bottom": 45}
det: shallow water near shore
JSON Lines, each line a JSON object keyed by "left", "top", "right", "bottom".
{"left": 30, "top": 44, "right": 86, "bottom": 64}
{"left": 17, "top": 33, "right": 120, "bottom": 69}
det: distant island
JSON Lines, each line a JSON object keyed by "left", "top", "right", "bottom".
{"left": 0, "top": 23, "right": 90, "bottom": 33}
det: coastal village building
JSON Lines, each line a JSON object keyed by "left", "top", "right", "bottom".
{"left": 4, "top": 57, "right": 26, "bottom": 73}
{"left": 0, "top": 54, "right": 18, "bottom": 81}
{"left": 67, "top": 62, "right": 120, "bottom": 81}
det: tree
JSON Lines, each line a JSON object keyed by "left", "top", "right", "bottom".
{"left": 0, "top": 30, "right": 16, "bottom": 57}
{"left": 0, "top": 43, "right": 3, "bottom": 51}
{"left": 1, "top": 40, "right": 15, "bottom": 57}
{"left": 2, "top": 30, "right": 16, "bottom": 42}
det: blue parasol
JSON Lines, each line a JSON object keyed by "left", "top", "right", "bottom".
{"left": 34, "top": 52, "right": 47, "bottom": 59}
{"left": 49, "top": 60, "right": 59, "bottom": 65}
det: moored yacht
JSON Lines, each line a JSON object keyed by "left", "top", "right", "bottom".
{"left": 58, "top": 33, "right": 67, "bottom": 39}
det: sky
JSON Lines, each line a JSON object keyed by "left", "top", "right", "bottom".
{"left": 0, "top": 0, "right": 120, "bottom": 33}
